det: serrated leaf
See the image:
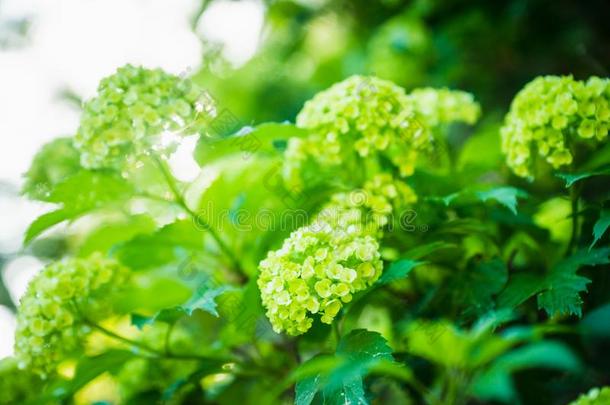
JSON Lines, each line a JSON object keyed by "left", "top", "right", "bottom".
{"left": 377, "top": 259, "right": 421, "bottom": 285}
{"left": 181, "top": 285, "right": 234, "bottom": 317}
{"left": 294, "top": 330, "right": 394, "bottom": 405}
{"left": 132, "top": 285, "right": 233, "bottom": 329}
{"left": 556, "top": 168, "right": 610, "bottom": 187}
{"left": 475, "top": 187, "right": 528, "bottom": 215}
{"left": 590, "top": 209, "right": 610, "bottom": 249}
{"left": 537, "top": 248, "right": 610, "bottom": 317}
{"left": 537, "top": 273, "right": 591, "bottom": 317}
{"left": 430, "top": 186, "right": 527, "bottom": 214}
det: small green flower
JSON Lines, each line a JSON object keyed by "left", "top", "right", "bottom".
{"left": 285, "top": 77, "right": 480, "bottom": 189}
{"left": 501, "top": 75, "right": 610, "bottom": 178}
{"left": 75, "top": 64, "right": 213, "bottom": 170}
{"left": 408, "top": 87, "right": 481, "bottom": 127}
{"left": 257, "top": 174, "right": 414, "bottom": 335}
{"left": 14, "top": 253, "right": 129, "bottom": 377}
{"left": 285, "top": 75, "right": 432, "bottom": 187}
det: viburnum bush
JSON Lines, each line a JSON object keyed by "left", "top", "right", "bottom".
{"left": 4, "top": 66, "right": 610, "bottom": 405}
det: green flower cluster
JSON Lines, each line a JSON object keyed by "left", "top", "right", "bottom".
{"left": 569, "top": 387, "right": 610, "bottom": 405}
{"left": 0, "top": 357, "right": 44, "bottom": 404}
{"left": 408, "top": 87, "right": 481, "bottom": 127}
{"left": 14, "top": 253, "right": 129, "bottom": 377}
{"left": 286, "top": 75, "right": 431, "bottom": 186}
{"left": 258, "top": 174, "right": 415, "bottom": 335}
{"left": 501, "top": 75, "right": 610, "bottom": 177}
{"left": 75, "top": 64, "right": 212, "bottom": 169}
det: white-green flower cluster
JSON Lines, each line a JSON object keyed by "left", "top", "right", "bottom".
{"left": 569, "top": 387, "right": 610, "bottom": 405}
{"left": 285, "top": 76, "right": 480, "bottom": 187}
{"left": 286, "top": 75, "right": 431, "bottom": 186}
{"left": 501, "top": 75, "right": 610, "bottom": 177}
{"left": 258, "top": 174, "right": 415, "bottom": 335}
{"left": 408, "top": 87, "right": 481, "bottom": 127}
{"left": 0, "top": 357, "right": 43, "bottom": 404}
{"left": 75, "top": 64, "right": 213, "bottom": 169}
{"left": 14, "top": 253, "right": 129, "bottom": 377}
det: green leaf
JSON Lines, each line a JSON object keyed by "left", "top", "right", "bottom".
{"left": 194, "top": 122, "right": 308, "bottom": 166}
{"left": 22, "top": 137, "right": 81, "bottom": 201}
{"left": 161, "top": 360, "right": 226, "bottom": 402}
{"left": 497, "top": 274, "right": 545, "bottom": 309}
{"left": 180, "top": 285, "right": 234, "bottom": 317}
{"left": 131, "top": 284, "right": 234, "bottom": 329}
{"left": 475, "top": 187, "right": 528, "bottom": 215}
{"left": 472, "top": 341, "right": 580, "bottom": 403}
{"left": 377, "top": 259, "right": 422, "bottom": 285}
{"left": 590, "top": 209, "right": 610, "bottom": 249}
{"left": 460, "top": 258, "right": 508, "bottom": 315}
{"left": 295, "top": 375, "right": 322, "bottom": 405}
{"left": 430, "top": 186, "right": 527, "bottom": 214}
{"left": 580, "top": 303, "right": 610, "bottom": 337}
{"left": 47, "top": 170, "right": 133, "bottom": 208}
{"left": 0, "top": 266, "right": 16, "bottom": 310}
{"left": 115, "top": 276, "right": 191, "bottom": 314}
{"left": 537, "top": 273, "right": 591, "bottom": 318}
{"left": 402, "top": 241, "right": 457, "bottom": 260}
{"left": 114, "top": 220, "right": 204, "bottom": 270}
{"left": 77, "top": 214, "right": 156, "bottom": 256}
{"left": 24, "top": 209, "right": 70, "bottom": 244}
{"left": 537, "top": 248, "right": 610, "bottom": 317}
{"left": 51, "top": 350, "right": 135, "bottom": 399}
{"left": 336, "top": 329, "right": 394, "bottom": 364}
{"left": 295, "top": 330, "right": 394, "bottom": 405}
{"left": 24, "top": 171, "right": 134, "bottom": 244}
{"left": 130, "top": 313, "right": 155, "bottom": 330}
{"left": 556, "top": 168, "right": 610, "bottom": 187}
{"left": 405, "top": 319, "right": 520, "bottom": 369}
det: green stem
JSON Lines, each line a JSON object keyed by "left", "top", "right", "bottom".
{"left": 84, "top": 318, "right": 233, "bottom": 363}
{"left": 150, "top": 154, "right": 240, "bottom": 269}
{"left": 568, "top": 184, "right": 581, "bottom": 253}
{"left": 84, "top": 319, "right": 163, "bottom": 356}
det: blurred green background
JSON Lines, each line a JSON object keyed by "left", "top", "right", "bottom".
{"left": 192, "top": 0, "right": 610, "bottom": 126}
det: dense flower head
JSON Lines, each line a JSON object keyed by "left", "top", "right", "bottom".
{"left": 258, "top": 174, "right": 415, "bottom": 335}
{"left": 408, "top": 87, "right": 481, "bottom": 127}
{"left": 569, "top": 387, "right": 610, "bottom": 405}
{"left": 75, "top": 64, "right": 213, "bottom": 169}
{"left": 0, "top": 357, "right": 43, "bottom": 404}
{"left": 501, "top": 75, "right": 610, "bottom": 178}
{"left": 286, "top": 75, "right": 431, "bottom": 186}
{"left": 14, "top": 253, "right": 129, "bottom": 377}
